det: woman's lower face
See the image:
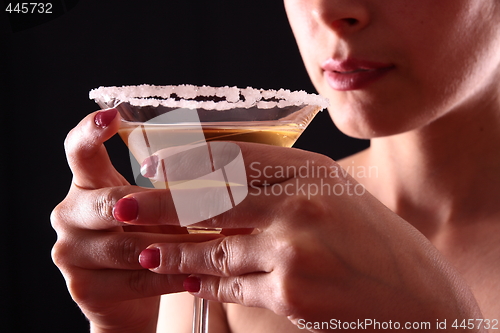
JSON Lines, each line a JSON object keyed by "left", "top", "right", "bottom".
{"left": 283, "top": 0, "right": 500, "bottom": 138}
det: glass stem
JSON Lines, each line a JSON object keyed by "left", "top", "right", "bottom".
{"left": 192, "top": 296, "right": 209, "bottom": 333}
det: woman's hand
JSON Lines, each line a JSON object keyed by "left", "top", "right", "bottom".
{"left": 135, "top": 144, "right": 484, "bottom": 332}
{"left": 51, "top": 109, "right": 219, "bottom": 333}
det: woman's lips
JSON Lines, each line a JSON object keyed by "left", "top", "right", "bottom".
{"left": 322, "top": 58, "right": 394, "bottom": 91}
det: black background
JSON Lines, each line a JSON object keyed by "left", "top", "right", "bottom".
{"left": 2, "top": 1, "right": 368, "bottom": 331}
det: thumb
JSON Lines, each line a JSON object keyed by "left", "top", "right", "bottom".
{"left": 64, "top": 108, "right": 129, "bottom": 189}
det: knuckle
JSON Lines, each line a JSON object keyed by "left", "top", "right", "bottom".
{"left": 51, "top": 240, "right": 70, "bottom": 269}
{"left": 218, "top": 277, "right": 245, "bottom": 304}
{"left": 116, "top": 235, "right": 141, "bottom": 267}
{"left": 50, "top": 202, "right": 66, "bottom": 232}
{"left": 64, "top": 121, "right": 98, "bottom": 162}
{"left": 160, "top": 243, "right": 186, "bottom": 273}
{"left": 229, "top": 277, "right": 245, "bottom": 303}
{"left": 66, "top": 274, "right": 87, "bottom": 301}
{"left": 93, "top": 189, "right": 118, "bottom": 224}
{"left": 209, "top": 238, "right": 232, "bottom": 276}
{"left": 51, "top": 242, "right": 97, "bottom": 307}
{"left": 50, "top": 206, "right": 77, "bottom": 270}
{"left": 64, "top": 128, "right": 85, "bottom": 163}
{"left": 63, "top": 128, "right": 75, "bottom": 154}
{"left": 66, "top": 272, "right": 98, "bottom": 306}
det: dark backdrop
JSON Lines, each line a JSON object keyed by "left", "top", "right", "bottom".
{"left": 1, "top": 1, "right": 368, "bottom": 331}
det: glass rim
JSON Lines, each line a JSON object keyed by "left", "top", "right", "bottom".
{"left": 89, "top": 84, "right": 330, "bottom": 111}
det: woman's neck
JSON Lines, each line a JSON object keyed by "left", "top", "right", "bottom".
{"left": 366, "top": 92, "right": 500, "bottom": 235}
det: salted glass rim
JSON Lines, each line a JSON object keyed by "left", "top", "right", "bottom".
{"left": 89, "top": 84, "right": 329, "bottom": 111}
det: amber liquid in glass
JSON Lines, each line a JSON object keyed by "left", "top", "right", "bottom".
{"left": 118, "top": 122, "right": 302, "bottom": 232}
{"left": 118, "top": 122, "right": 303, "bottom": 150}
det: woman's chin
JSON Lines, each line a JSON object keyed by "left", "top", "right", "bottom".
{"left": 328, "top": 108, "right": 417, "bottom": 139}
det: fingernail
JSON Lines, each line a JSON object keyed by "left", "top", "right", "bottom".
{"left": 94, "top": 108, "right": 117, "bottom": 128}
{"left": 139, "top": 248, "right": 160, "bottom": 269}
{"left": 113, "top": 197, "right": 138, "bottom": 222}
{"left": 141, "top": 155, "right": 159, "bottom": 178}
{"left": 183, "top": 276, "right": 201, "bottom": 293}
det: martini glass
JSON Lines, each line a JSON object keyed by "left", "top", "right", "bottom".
{"left": 90, "top": 84, "right": 328, "bottom": 333}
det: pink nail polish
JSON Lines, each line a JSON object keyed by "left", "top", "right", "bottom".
{"left": 94, "top": 109, "right": 117, "bottom": 128}
{"left": 183, "top": 276, "right": 201, "bottom": 293}
{"left": 113, "top": 197, "right": 138, "bottom": 222}
{"left": 139, "top": 248, "right": 160, "bottom": 269}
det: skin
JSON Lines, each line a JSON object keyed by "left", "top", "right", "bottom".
{"left": 51, "top": 0, "right": 500, "bottom": 332}
{"left": 283, "top": 0, "right": 500, "bottom": 322}
{"left": 286, "top": 0, "right": 500, "bottom": 138}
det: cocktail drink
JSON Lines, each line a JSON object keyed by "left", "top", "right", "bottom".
{"left": 90, "top": 84, "right": 329, "bottom": 333}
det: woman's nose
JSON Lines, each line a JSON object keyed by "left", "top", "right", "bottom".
{"left": 310, "top": 0, "right": 370, "bottom": 36}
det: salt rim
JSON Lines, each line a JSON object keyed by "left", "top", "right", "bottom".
{"left": 89, "top": 84, "right": 329, "bottom": 110}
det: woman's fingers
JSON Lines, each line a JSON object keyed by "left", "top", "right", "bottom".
{"left": 66, "top": 267, "right": 188, "bottom": 306}
{"left": 119, "top": 185, "right": 281, "bottom": 228}
{"left": 127, "top": 142, "right": 339, "bottom": 228}
{"left": 54, "top": 182, "right": 182, "bottom": 231}
{"left": 189, "top": 274, "right": 275, "bottom": 312}
{"left": 145, "top": 233, "right": 273, "bottom": 277}
{"left": 119, "top": 176, "right": 336, "bottom": 230}
{"left": 141, "top": 141, "right": 335, "bottom": 185}
{"left": 183, "top": 273, "right": 293, "bottom": 318}
{"left": 64, "top": 108, "right": 128, "bottom": 189}
{"left": 52, "top": 184, "right": 145, "bottom": 230}
{"left": 52, "top": 231, "right": 222, "bottom": 271}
